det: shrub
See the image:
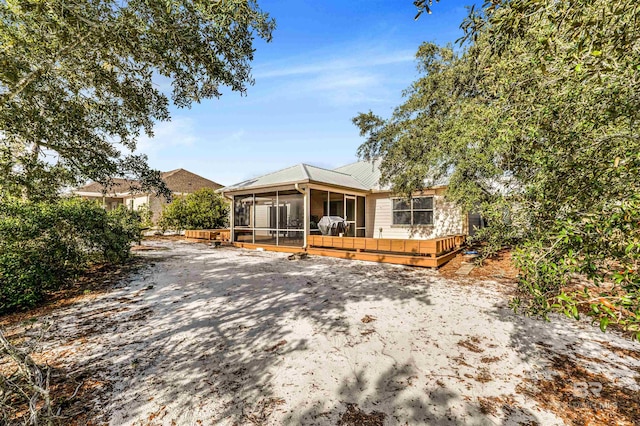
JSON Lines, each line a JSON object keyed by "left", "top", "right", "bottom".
{"left": 160, "top": 188, "right": 228, "bottom": 231}
{"left": 0, "top": 197, "right": 141, "bottom": 313}
{"left": 136, "top": 202, "right": 154, "bottom": 228}
{"left": 512, "top": 195, "right": 640, "bottom": 337}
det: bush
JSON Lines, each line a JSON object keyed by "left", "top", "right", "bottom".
{"left": 137, "top": 202, "right": 154, "bottom": 228}
{"left": 0, "top": 197, "right": 141, "bottom": 313}
{"left": 160, "top": 188, "right": 228, "bottom": 231}
{"left": 512, "top": 195, "right": 640, "bottom": 338}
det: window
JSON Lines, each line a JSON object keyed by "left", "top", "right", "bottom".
{"left": 392, "top": 196, "right": 434, "bottom": 226}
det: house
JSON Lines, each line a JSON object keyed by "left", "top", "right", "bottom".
{"left": 221, "top": 160, "right": 481, "bottom": 251}
{"left": 74, "top": 168, "right": 223, "bottom": 223}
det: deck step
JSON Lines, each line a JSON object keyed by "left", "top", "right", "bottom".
{"left": 455, "top": 263, "right": 475, "bottom": 275}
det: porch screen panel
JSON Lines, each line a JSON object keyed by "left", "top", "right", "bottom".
{"left": 278, "top": 191, "right": 304, "bottom": 229}
{"left": 356, "top": 196, "right": 365, "bottom": 227}
{"left": 254, "top": 193, "right": 277, "bottom": 229}
{"left": 356, "top": 196, "right": 366, "bottom": 237}
{"left": 234, "top": 230, "right": 253, "bottom": 243}
{"left": 309, "top": 189, "right": 327, "bottom": 232}
{"left": 254, "top": 229, "right": 277, "bottom": 245}
{"left": 345, "top": 197, "right": 356, "bottom": 237}
{"left": 234, "top": 195, "right": 253, "bottom": 227}
{"left": 233, "top": 191, "right": 304, "bottom": 247}
{"left": 279, "top": 231, "right": 304, "bottom": 247}
{"left": 329, "top": 192, "right": 344, "bottom": 217}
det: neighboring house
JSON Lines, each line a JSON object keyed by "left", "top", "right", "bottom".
{"left": 75, "top": 169, "right": 223, "bottom": 223}
{"left": 221, "top": 159, "right": 482, "bottom": 248}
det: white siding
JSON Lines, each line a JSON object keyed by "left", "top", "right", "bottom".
{"left": 366, "top": 192, "right": 465, "bottom": 239}
{"left": 131, "top": 195, "right": 148, "bottom": 210}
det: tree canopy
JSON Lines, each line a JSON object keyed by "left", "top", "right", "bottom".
{"left": 160, "top": 187, "right": 229, "bottom": 231}
{"left": 0, "top": 0, "right": 274, "bottom": 199}
{"left": 358, "top": 0, "right": 640, "bottom": 336}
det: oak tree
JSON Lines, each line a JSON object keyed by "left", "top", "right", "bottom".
{"left": 0, "top": 0, "right": 274, "bottom": 199}
{"left": 359, "top": 0, "right": 640, "bottom": 336}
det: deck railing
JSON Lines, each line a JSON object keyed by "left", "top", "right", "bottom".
{"left": 184, "top": 229, "right": 230, "bottom": 241}
{"left": 307, "top": 234, "right": 465, "bottom": 258}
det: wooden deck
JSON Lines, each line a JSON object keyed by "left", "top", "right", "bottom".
{"left": 186, "top": 230, "right": 465, "bottom": 268}
{"left": 307, "top": 235, "right": 465, "bottom": 268}
{"left": 184, "top": 229, "right": 230, "bottom": 241}
{"left": 232, "top": 242, "right": 303, "bottom": 253}
{"left": 307, "top": 235, "right": 465, "bottom": 256}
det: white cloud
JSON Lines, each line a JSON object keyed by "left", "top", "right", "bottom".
{"left": 304, "top": 71, "right": 386, "bottom": 105}
{"left": 255, "top": 50, "right": 415, "bottom": 79}
{"left": 253, "top": 43, "right": 416, "bottom": 107}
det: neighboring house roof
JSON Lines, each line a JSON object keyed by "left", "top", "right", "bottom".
{"left": 76, "top": 178, "right": 137, "bottom": 195}
{"left": 222, "top": 163, "right": 369, "bottom": 193}
{"left": 161, "top": 168, "right": 223, "bottom": 193}
{"left": 75, "top": 168, "right": 223, "bottom": 197}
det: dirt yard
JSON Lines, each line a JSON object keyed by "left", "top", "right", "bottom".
{"left": 3, "top": 240, "right": 640, "bottom": 425}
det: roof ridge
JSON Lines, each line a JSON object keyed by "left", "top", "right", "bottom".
{"left": 302, "top": 163, "right": 353, "bottom": 177}
{"left": 161, "top": 168, "right": 183, "bottom": 178}
{"left": 333, "top": 158, "right": 379, "bottom": 170}
{"left": 233, "top": 163, "right": 303, "bottom": 186}
{"left": 78, "top": 176, "right": 138, "bottom": 188}
{"left": 300, "top": 164, "right": 311, "bottom": 180}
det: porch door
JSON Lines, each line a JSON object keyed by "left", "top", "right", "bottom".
{"left": 356, "top": 196, "right": 366, "bottom": 237}
{"left": 345, "top": 196, "right": 356, "bottom": 237}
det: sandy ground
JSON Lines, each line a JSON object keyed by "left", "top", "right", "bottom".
{"left": 8, "top": 240, "right": 640, "bottom": 425}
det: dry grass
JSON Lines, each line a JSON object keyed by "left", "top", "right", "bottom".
{"left": 0, "top": 258, "right": 144, "bottom": 328}
{"left": 457, "top": 336, "right": 484, "bottom": 354}
{"left": 518, "top": 350, "right": 640, "bottom": 426}
{"left": 337, "top": 403, "right": 385, "bottom": 426}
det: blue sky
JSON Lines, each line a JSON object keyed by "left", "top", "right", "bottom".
{"left": 138, "top": 0, "right": 474, "bottom": 186}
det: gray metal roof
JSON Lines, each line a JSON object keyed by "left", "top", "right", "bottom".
{"left": 336, "top": 159, "right": 451, "bottom": 191}
{"left": 222, "top": 158, "right": 450, "bottom": 194}
{"left": 334, "top": 159, "right": 383, "bottom": 190}
{"left": 222, "top": 163, "right": 368, "bottom": 192}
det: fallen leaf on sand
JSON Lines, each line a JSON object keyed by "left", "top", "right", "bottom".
{"left": 338, "top": 403, "right": 385, "bottom": 426}
{"left": 265, "top": 340, "right": 287, "bottom": 352}
{"left": 361, "top": 315, "right": 376, "bottom": 324}
{"left": 458, "top": 336, "right": 484, "bottom": 353}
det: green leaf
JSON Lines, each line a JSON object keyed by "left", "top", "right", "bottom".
{"left": 599, "top": 317, "right": 609, "bottom": 332}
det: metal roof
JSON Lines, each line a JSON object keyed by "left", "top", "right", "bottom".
{"left": 221, "top": 163, "right": 369, "bottom": 192}
{"left": 333, "top": 159, "right": 383, "bottom": 190}
{"left": 222, "top": 159, "right": 450, "bottom": 194}
{"left": 336, "top": 159, "right": 450, "bottom": 191}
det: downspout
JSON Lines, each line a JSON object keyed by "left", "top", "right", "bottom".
{"left": 294, "top": 183, "right": 308, "bottom": 249}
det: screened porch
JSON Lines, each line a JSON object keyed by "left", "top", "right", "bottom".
{"left": 230, "top": 186, "right": 367, "bottom": 247}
